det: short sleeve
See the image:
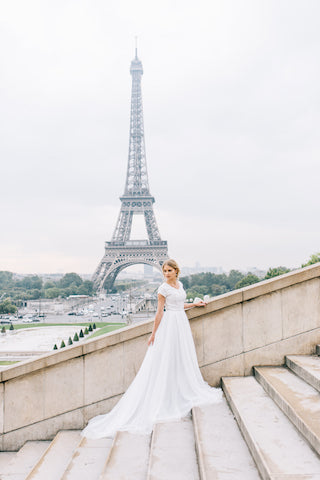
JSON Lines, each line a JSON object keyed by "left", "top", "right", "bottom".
{"left": 157, "top": 283, "right": 168, "bottom": 297}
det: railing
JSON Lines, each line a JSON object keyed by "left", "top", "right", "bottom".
{"left": 105, "top": 240, "right": 167, "bottom": 247}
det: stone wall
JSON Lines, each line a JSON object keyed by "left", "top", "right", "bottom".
{"left": 1, "top": 263, "right": 320, "bottom": 450}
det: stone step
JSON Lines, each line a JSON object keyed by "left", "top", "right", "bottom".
{"left": 100, "top": 430, "right": 151, "bottom": 480}
{"left": 0, "top": 452, "right": 16, "bottom": 473}
{"left": 61, "top": 437, "right": 113, "bottom": 480}
{"left": 0, "top": 441, "right": 50, "bottom": 480}
{"left": 192, "top": 400, "right": 260, "bottom": 480}
{"left": 147, "top": 415, "right": 199, "bottom": 480}
{"left": 25, "top": 430, "right": 81, "bottom": 480}
{"left": 222, "top": 375, "right": 320, "bottom": 479}
{"left": 286, "top": 354, "right": 320, "bottom": 392}
{"left": 254, "top": 366, "right": 320, "bottom": 455}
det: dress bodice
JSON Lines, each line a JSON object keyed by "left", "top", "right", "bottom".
{"left": 157, "top": 281, "right": 187, "bottom": 311}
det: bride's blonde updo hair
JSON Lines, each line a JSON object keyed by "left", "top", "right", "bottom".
{"left": 162, "top": 259, "right": 180, "bottom": 277}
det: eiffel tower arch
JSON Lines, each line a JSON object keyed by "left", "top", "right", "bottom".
{"left": 93, "top": 47, "right": 169, "bottom": 291}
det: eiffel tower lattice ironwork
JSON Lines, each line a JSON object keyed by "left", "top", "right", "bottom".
{"left": 93, "top": 48, "right": 169, "bottom": 291}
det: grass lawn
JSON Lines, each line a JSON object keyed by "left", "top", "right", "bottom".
{"left": 87, "top": 324, "right": 127, "bottom": 339}
{"left": 0, "top": 361, "right": 19, "bottom": 365}
{"left": 0, "top": 322, "right": 125, "bottom": 331}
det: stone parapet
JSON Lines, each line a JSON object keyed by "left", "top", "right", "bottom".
{"left": 1, "top": 263, "right": 320, "bottom": 450}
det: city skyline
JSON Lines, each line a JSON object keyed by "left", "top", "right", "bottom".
{"left": 1, "top": 1, "right": 320, "bottom": 274}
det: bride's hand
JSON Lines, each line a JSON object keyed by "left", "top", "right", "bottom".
{"left": 148, "top": 333, "right": 155, "bottom": 346}
{"left": 194, "top": 300, "right": 207, "bottom": 307}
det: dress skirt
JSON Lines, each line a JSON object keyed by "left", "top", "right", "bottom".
{"left": 82, "top": 307, "right": 222, "bottom": 439}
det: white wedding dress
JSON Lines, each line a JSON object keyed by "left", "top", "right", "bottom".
{"left": 82, "top": 281, "right": 222, "bottom": 439}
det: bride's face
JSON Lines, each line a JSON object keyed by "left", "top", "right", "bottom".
{"left": 163, "top": 265, "right": 177, "bottom": 281}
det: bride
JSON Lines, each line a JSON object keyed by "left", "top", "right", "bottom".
{"left": 82, "top": 259, "right": 222, "bottom": 439}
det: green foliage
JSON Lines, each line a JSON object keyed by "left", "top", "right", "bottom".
{"left": 59, "top": 273, "right": 83, "bottom": 288}
{"left": 1, "top": 326, "right": 6, "bottom": 333}
{"left": 78, "top": 281, "right": 94, "bottom": 295}
{"left": 68, "top": 337, "right": 73, "bottom": 345}
{"left": 87, "top": 323, "right": 126, "bottom": 339}
{"left": 0, "top": 299, "right": 17, "bottom": 314}
{"left": 28, "top": 289, "right": 42, "bottom": 299}
{"left": 227, "top": 270, "right": 246, "bottom": 289}
{"left": 181, "top": 270, "right": 246, "bottom": 300}
{"left": 88, "top": 324, "right": 93, "bottom": 332}
{"left": 186, "top": 285, "right": 207, "bottom": 300}
{"left": 0, "top": 271, "right": 14, "bottom": 287}
{"left": 9, "top": 323, "right": 14, "bottom": 330}
{"left": 84, "top": 327, "right": 89, "bottom": 334}
{"left": 264, "top": 266, "right": 290, "bottom": 279}
{"left": 53, "top": 344, "right": 58, "bottom": 350}
{"left": 0, "top": 271, "right": 95, "bottom": 301}
{"left": 235, "top": 274, "right": 260, "bottom": 289}
{"left": 44, "top": 287, "right": 61, "bottom": 299}
{"left": 16, "top": 276, "right": 42, "bottom": 290}
{"left": 302, "top": 253, "right": 320, "bottom": 268}
{"left": 93, "top": 323, "right": 96, "bottom": 330}
{"left": 60, "top": 340, "right": 66, "bottom": 348}
{"left": 73, "top": 332, "right": 79, "bottom": 342}
{"left": 210, "top": 284, "right": 228, "bottom": 296}
{"left": 79, "top": 329, "right": 84, "bottom": 338}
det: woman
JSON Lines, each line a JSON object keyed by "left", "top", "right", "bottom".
{"left": 82, "top": 259, "right": 222, "bottom": 439}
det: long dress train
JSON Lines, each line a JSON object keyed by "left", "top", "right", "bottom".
{"left": 81, "top": 281, "right": 222, "bottom": 439}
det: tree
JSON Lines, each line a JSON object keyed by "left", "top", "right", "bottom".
{"left": 68, "top": 337, "right": 73, "bottom": 345}
{"left": 226, "top": 270, "right": 245, "bottom": 289}
{"left": 79, "top": 329, "right": 84, "bottom": 338}
{"left": 264, "top": 266, "right": 290, "bottom": 279}
{"left": 180, "top": 277, "right": 189, "bottom": 289}
{"left": 302, "top": 253, "right": 320, "bottom": 268}
{"left": 210, "top": 284, "right": 227, "bottom": 297}
{"left": 0, "top": 271, "right": 13, "bottom": 287}
{"left": 84, "top": 327, "right": 89, "bottom": 335}
{"left": 44, "top": 287, "right": 61, "bottom": 299}
{"left": 60, "top": 340, "right": 66, "bottom": 348}
{"left": 0, "top": 299, "right": 17, "bottom": 314}
{"left": 81, "top": 280, "right": 94, "bottom": 295}
{"left": 235, "top": 274, "right": 260, "bottom": 289}
{"left": 186, "top": 285, "right": 209, "bottom": 300}
{"left": 29, "top": 289, "right": 42, "bottom": 299}
{"left": 53, "top": 344, "right": 58, "bottom": 350}
{"left": 9, "top": 323, "right": 14, "bottom": 330}
{"left": 73, "top": 332, "right": 79, "bottom": 342}
{"left": 59, "top": 273, "right": 83, "bottom": 288}
{"left": 17, "top": 276, "right": 43, "bottom": 290}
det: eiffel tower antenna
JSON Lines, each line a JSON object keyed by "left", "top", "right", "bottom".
{"left": 135, "top": 35, "right": 138, "bottom": 58}
{"left": 92, "top": 49, "right": 169, "bottom": 291}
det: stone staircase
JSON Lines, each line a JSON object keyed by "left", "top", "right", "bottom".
{"left": 3, "top": 352, "right": 320, "bottom": 479}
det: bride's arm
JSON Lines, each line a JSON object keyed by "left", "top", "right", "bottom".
{"left": 148, "top": 294, "right": 166, "bottom": 345}
{"left": 184, "top": 300, "right": 207, "bottom": 310}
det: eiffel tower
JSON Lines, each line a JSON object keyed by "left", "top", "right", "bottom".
{"left": 93, "top": 47, "right": 169, "bottom": 291}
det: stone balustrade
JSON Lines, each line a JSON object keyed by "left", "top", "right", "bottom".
{"left": 1, "top": 263, "right": 320, "bottom": 450}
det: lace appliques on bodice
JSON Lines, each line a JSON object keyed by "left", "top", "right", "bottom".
{"left": 157, "top": 281, "right": 186, "bottom": 311}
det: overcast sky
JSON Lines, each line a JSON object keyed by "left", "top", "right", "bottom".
{"left": 1, "top": 0, "right": 320, "bottom": 275}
